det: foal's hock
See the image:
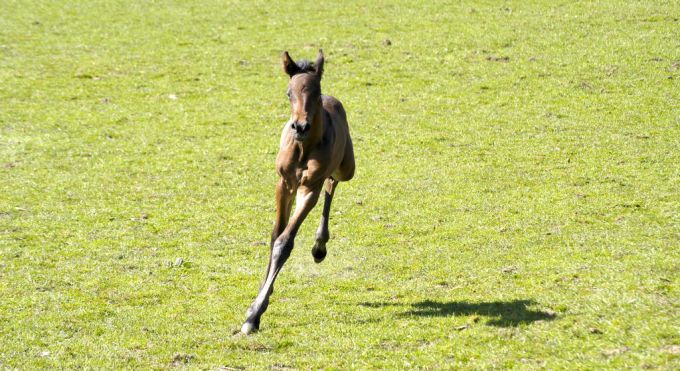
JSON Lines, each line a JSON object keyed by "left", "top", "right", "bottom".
{"left": 241, "top": 50, "right": 355, "bottom": 334}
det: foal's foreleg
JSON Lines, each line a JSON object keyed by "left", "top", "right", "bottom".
{"left": 271, "top": 179, "right": 294, "bottom": 247}
{"left": 312, "top": 178, "right": 337, "bottom": 263}
{"left": 261, "top": 179, "right": 293, "bottom": 291}
{"left": 242, "top": 184, "right": 321, "bottom": 334}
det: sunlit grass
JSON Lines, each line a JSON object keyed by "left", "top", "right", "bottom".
{"left": 1, "top": 0, "right": 678, "bottom": 368}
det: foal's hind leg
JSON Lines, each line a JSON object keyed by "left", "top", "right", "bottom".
{"left": 312, "top": 178, "right": 337, "bottom": 263}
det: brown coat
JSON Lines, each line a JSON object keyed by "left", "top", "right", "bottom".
{"left": 242, "top": 50, "right": 354, "bottom": 334}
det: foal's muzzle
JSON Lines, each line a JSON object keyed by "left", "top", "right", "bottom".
{"left": 291, "top": 121, "right": 310, "bottom": 141}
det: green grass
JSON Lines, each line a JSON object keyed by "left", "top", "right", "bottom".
{"left": 1, "top": 0, "right": 679, "bottom": 368}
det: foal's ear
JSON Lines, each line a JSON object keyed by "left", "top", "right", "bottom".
{"left": 282, "top": 51, "right": 300, "bottom": 77}
{"left": 314, "top": 49, "right": 324, "bottom": 78}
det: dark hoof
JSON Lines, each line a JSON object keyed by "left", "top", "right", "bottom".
{"left": 312, "top": 243, "right": 327, "bottom": 263}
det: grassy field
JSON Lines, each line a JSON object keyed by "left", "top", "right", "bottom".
{"left": 1, "top": 0, "right": 679, "bottom": 368}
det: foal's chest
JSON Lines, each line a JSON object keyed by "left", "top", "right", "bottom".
{"left": 295, "top": 166, "right": 307, "bottom": 184}
{"left": 279, "top": 159, "right": 320, "bottom": 189}
{"left": 294, "top": 161, "right": 319, "bottom": 187}
{"left": 277, "top": 141, "right": 327, "bottom": 189}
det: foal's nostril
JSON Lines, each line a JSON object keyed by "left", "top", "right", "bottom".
{"left": 292, "top": 122, "right": 309, "bottom": 134}
{"left": 297, "top": 123, "right": 309, "bottom": 132}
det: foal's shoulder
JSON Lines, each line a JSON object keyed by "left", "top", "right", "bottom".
{"left": 321, "top": 95, "right": 346, "bottom": 119}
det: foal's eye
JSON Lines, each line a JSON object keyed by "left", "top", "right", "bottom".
{"left": 286, "top": 90, "right": 291, "bottom": 99}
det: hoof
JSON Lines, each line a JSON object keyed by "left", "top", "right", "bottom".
{"left": 241, "top": 322, "right": 258, "bottom": 335}
{"left": 312, "top": 244, "right": 327, "bottom": 263}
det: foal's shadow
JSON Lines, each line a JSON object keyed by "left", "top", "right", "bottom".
{"left": 361, "top": 299, "right": 556, "bottom": 327}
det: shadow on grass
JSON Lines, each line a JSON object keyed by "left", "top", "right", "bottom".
{"left": 360, "top": 299, "right": 556, "bottom": 327}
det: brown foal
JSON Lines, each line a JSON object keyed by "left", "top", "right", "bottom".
{"left": 241, "top": 50, "right": 355, "bottom": 334}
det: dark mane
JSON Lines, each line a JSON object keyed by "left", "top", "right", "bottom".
{"left": 296, "top": 59, "right": 316, "bottom": 73}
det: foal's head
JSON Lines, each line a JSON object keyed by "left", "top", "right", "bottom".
{"left": 282, "top": 50, "right": 325, "bottom": 141}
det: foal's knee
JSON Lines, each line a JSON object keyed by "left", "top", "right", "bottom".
{"left": 272, "top": 237, "right": 294, "bottom": 263}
